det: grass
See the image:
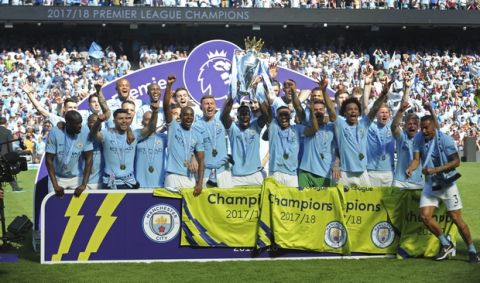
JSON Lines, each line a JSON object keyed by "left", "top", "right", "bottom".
{"left": 1, "top": 165, "right": 480, "bottom": 282}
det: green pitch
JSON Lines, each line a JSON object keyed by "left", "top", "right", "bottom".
{"left": 1, "top": 165, "right": 480, "bottom": 282}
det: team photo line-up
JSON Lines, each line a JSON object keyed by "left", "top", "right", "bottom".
{"left": 33, "top": 64, "right": 479, "bottom": 263}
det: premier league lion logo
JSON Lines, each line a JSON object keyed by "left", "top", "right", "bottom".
{"left": 197, "top": 50, "right": 231, "bottom": 98}
{"left": 183, "top": 40, "right": 240, "bottom": 107}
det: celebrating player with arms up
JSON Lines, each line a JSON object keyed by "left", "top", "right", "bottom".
{"left": 90, "top": 103, "right": 158, "bottom": 190}
{"left": 163, "top": 76, "right": 205, "bottom": 196}
{"left": 334, "top": 79, "right": 392, "bottom": 187}
{"left": 220, "top": 94, "right": 269, "bottom": 186}
{"left": 297, "top": 77, "right": 339, "bottom": 187}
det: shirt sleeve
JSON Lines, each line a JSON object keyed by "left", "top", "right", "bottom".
{"left": 194, "top": 131, "right": 205, "bottom": 152}
{"left": 443, "top": 134, "right": 458, "bottom": 157}
{"left": 45, "top": 129, "right": 58, "bottom": 154}
{"left": 413, "top": 132, "right": 422, "bottom": 153}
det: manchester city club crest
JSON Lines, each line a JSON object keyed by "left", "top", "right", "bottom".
{"left": 142, "top": 204, "right": 180, "bottom": 243}
{"left": 371, "top": 221, "right": 395, "bottom": 248}
{"left": 324, "top": 221, "right": 347, "bottom": 248}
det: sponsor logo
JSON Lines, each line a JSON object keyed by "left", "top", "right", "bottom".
{"left": 142, "top": 204, "right": 180, "bottom": 243}
{"left": 371, "top": 221, "right": 395, "bottom": 248}
{"left": 324, "top": 221, "right": 347, "bottom": 248}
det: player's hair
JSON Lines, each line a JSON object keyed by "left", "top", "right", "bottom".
{"left": 113, "top": 108, "right": 129, "bottom": 118}
{"left": 63, "top": 97, "right": 77, "bottom": 107}
{"left": 65, "top": 110, "right": 82, "bottom": 124}
{"left": 421, "top": 115, "right": 435, "bottom": 124}
{"left": 340, "top": 97, "right": 362, "bottom": 117}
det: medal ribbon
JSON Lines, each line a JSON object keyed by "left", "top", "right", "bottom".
{"left": 62, "top": 129, "right": 78, "bottom": 167}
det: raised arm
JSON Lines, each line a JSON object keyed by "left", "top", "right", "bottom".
{"left": 220, "top": 95, "right": 234, "bottom": 130}
{"left": 141, "top": 102, "right": 160, "bottom": 138}
{"left": 163, "top": 75, "right": 176, "bottom": 124}
{"left": 96, "top": 83, "right": 111, "bottom": 120}
{"left": 391, "top": 101, "right": 410, "bottom": 138}
{"left": 367, "top": 79, "right": 392, "bottom": 121}
{"left": 292, "top": 87, "right": 305, "bottom": 124}
{"left": 304, "top": 102, "right": 319, "bottom": 138}
{"left": 362, "top": 64, "right": 374, "bottom": 115}
{"left": 89, "top": 114, "right": 105, "bottom": 142}
{"left": 319, "top": 76, "right": 336, "bottom": 122}
{"left": 22, "top": 83, "right": 50, "bottom": 118}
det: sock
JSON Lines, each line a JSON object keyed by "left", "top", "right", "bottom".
{"left": 468, "top": 244, "right": 477, "bottom": 254}
{"left": 438, "top": 234, "right": 450, "bottom": 246}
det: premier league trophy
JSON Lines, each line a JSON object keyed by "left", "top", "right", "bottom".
{"left": 230, "top": 37, "right": 273, "bottom": 103}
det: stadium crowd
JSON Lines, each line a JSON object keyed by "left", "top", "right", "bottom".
{"left": 2, "top": 0, "right": 480, "bottom": 9}
{"left": 0, "top": 41, "right": 479, "bottom": 165}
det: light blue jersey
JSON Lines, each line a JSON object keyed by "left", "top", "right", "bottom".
{"left": 367, "top": 120, "right": 395, "bottom": 172}
{"left": 101, "top": 128, "right": 138, "bottom": 178}
{"left": 227, "top": 120, "right": 263, "bottom": 176}
{"left": 394, "top": 131, "right": 423, "bottom": 185}
{"left": 300, "top": 123, "right": 336, "bottom": 178}
{"left": 45, "top": 125, "right": 93, "bottom": 178}
{"left": 194, "top": 116, "right": 229, "bottom": 178}
{"left": 166, "top": 119, "right": 204, "bottom": 176}
{"left": 268, "top": 120, "right": 301, "bottom": 176}
{"left": 87, "top": 141, "right": 104, "bottom": 185}
{"left": 134, "top": 130, "right": 167, "bottom": 188}
{"left": 413, "top": 130, "right": 460, "bottom": 183}
{"left": 334, "top": 115, "right": 372, "bottom": 173}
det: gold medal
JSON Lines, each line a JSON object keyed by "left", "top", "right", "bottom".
{"left": 359, "top": 153, "right": 364, "bottom": 161}
{"left": 148, "top": 166, "right": 154, "bottom": 173}
{"left": 120, "top": 164, "right": 126, "bottom": 170}
{"left": 283, "top": 153, "right": 289, "bottom": 160}
{"left": 212, "top": 149, "right": 218, "bottom": 157}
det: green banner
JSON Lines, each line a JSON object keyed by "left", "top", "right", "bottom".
{"left": 343, "top": 186, "right": 400, "bottom": 254}
{"left": 257, "top": 178, "right": 349, "bottom": 254}
{"left": 180, "top": 187, "right": 262, "bottom": 247}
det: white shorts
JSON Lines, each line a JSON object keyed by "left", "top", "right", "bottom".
{"left": 339, "top": 171, "right": 371, "bottom": 187}
{"left": 420, "top": 182, "right": 463, "bottom": 211}
{"left": 392, "top": 180, "right": 423, "bottom": 190}
{"left": 272, "top": 171, "right": 298, "bottom": 187}
{"left": 204, "top": 169, "right": 233, "bottom": 188}
{"left": 87, "top": 183, "right": 102, "bottom": 190}
{"left": 232, "top": 171, "right": 266, "bottom": 187}
{"left": 165, "top": 173, "right": 196, "bottom": 191}
{"left": 368, "top": 171, "right": 393, "bottom": 187}
{"left": 48, "top": 176, "right": 81, "bottom": 193}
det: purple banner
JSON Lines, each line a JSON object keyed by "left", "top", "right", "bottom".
{"left": 41, "top": 191, "right": 345, "bottom": 263}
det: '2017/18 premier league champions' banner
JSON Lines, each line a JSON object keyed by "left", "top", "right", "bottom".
{"left": 34, "top": 39, "right": 321, "bottom": 231}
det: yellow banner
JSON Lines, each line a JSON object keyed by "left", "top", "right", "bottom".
{"left": 258, "top": 178, "right": 349, "bottom": 254}
{"left": 180, "top": 187, "right": 262, "bottom": 247}
{"left": 343, "top": 186, "right": 400, "bottom": 254}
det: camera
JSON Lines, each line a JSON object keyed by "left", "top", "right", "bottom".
{"left": 0, "top": 152, "right": 28, "bottom": 183}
